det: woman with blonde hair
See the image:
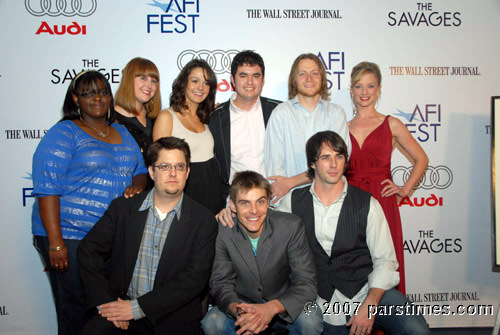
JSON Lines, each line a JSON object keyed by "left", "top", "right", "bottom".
{"left": 346, "top": 61, "right": 428, "bottom": 294}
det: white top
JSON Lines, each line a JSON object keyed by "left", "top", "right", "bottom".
{"left": 278, "top": 178, "right": 399, "bottom": 326}
{"left": 229, "top": 93, "right": 266, "bottom": 183}
{"left": 168, "top": 108, "right": 214, "bottom": 163}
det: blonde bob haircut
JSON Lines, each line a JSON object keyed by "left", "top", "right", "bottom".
{"left": 115, "top": 57, "right": 162, "bottom": 118}
{"left": 287, "top": 53, "right": 330, "bottom": 101}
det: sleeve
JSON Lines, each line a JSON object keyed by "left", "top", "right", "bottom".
{"left": 78, "top": 197, "right": 122, "bottom": 308}
{"left": 366, "top": 197, "right": 400, "bottom": 290}
{"left": 275, "top": 192, "right": 292, "bottom": 213}
{"left": 275, "top": 216, "right": 318, "bottom": 322}
{"left": 209, "top": 227, "right": 241, "bottom": 316}
{"left": 117, "top": 124, "right": 148, "bottom": 177}
{"left": 32, "top": 122, "right": 75, "bottom": 197}
{"left": 137, "top": 212, "right": 218, "bottom": 325}
{"left": 264, "top": 104, "right": 287, "bottom": 178}
{"left": 331, "top": 104, "right": 351, "bottom": 156}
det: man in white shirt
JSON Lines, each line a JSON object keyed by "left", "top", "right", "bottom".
{"left": 209, "top": 50, "right": 280, "bottom": 225}
{"left": 278, "top": 131, "right": 429, "bottom": 335}
{"left": 264, "top": 53, "right": 350, "bottom": 205}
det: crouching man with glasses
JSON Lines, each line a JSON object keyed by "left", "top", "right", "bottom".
{"left": 78, "top": 137, "right": 218, "bottom": 334}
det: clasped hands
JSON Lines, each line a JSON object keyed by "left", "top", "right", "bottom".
{"left": 98, "top": 298, "right": 133, "bottom": 330}
{"left": 232, "top": 302, "right": 278, "bottom": 335}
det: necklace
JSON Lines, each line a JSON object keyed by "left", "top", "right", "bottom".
{"left": 80, "top": 118, "right": 109, "bottom": 137}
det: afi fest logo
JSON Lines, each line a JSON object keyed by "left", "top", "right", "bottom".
{"left": 146, "top": 0, "right": 201, "bottom": 34}
{"left": 393, "top": 103, "right": 442, "bottom": 143}
{"left": 25, "top": 0, "right": 97, "bottom": 17}
{"left": 177, "top": 49, "right": 239, "bottom": 93}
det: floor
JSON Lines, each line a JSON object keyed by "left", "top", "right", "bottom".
{"left": 430, "top": 328, "right": 493, "bottom": 334}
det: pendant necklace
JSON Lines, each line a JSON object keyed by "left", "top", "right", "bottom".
{"left": 80, "top": 118, "right": 109, "bottom": 138}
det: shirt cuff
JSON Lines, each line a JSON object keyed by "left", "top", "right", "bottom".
{"left": 130, "top": 299, "right": 146, "bottom": 320}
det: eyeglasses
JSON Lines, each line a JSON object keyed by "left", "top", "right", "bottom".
{"left": 75, "top": 89, "right": 110, "bottom": 98}
{"left": 153, "top": 163, "right": 187, "bottom": 172}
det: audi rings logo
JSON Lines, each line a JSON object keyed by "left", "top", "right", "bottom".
{"left": 177, "top": 49, "right": 239, "bottom": 74}
{"left": 25, "top": 0, "right": 97, "bottom": 17}
{"left": 392, "top": 165, "right": 453, "bottom": 190}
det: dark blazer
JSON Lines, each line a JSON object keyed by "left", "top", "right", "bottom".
{"left": 210, "top": 209, "right": 317, "bottom": 322}
{"left": 78, "top": 191, "right": 218, "bottom": 334}
{"left": 208, "top": 96, "right": 281, "bottom": 199}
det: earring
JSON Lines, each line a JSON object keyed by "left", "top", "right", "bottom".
{"left": 77, "top": 106, "right": 81, "bottom": 118}
{"left": 107, "top": 108, "right": 110, "bottom": 121}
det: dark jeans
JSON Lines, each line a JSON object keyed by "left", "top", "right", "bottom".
{"left": 34, "top": 235, "right": 90, "bottom": 335}
{"left": 321, "top": 288, "right": 429, "bottom": 335}
{"left": 81, "top": 313, "right": 154, "bottom": 335}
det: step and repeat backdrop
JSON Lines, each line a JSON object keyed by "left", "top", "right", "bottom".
{"left": 1, "top": 0, "right": 500, "bottom": 333}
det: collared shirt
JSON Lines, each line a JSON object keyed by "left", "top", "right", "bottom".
{"left": 128, "top": 189, "right": 183, "bottom": 320}
{"left": 277, "top": 177, "right": 399, "bottom": 325}
{"left": 264, "top": 96, "right": 351, "bottom": 183}
{"left": 229, "top": 93, "right": 266, "bottom": 183}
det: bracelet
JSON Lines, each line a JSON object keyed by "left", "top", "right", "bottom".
{"left": 49, "top": 244, "right": 66, "bottom": 251}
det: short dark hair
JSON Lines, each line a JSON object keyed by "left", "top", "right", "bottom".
{"left": 146, "top": 137, "right": 191, "bottom": 168}
{"left": 306, "top": 131, "right": 349, "bottom": 179}
{"left": 61, "top": 70, "right": 116, "bottom": 123}
{"left": 231, "top": 50, "right": 265, "bottom": 78}
{"left": 229, "top": 171, "right": 271, "bottom": 203}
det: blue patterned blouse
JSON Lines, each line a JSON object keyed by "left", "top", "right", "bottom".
{"left": 31, "top": 120, "right": 148, "bottom": 240}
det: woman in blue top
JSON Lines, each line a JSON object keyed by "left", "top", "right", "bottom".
{"left": 32, "top": 70, "right": 148, "bottom": 335}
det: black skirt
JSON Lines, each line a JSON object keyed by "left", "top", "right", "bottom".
{"left": 184, "top": 157, "right": 224, "bottom": 215}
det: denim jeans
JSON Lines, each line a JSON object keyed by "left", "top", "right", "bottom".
{"left": 321, "top": 288, "right": 429, "bottom": 335}
{"left": 34, "top": 235, "right": 90, "bottom": 335}
{"left": 202, "top": 304, "right": 323, "bottom": 335}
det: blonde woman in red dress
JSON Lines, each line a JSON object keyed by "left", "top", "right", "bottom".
{"left": 346, "top": 62, "right": 428, "bottom": 294}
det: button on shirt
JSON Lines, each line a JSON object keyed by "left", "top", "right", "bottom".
{"left": 278, "top": 178, "right": 399, "bottom": 326}
{"left": 229, "top": 93, "right": 266, "bottom": 183}
{"left": 264, "top": 96, "right": 351, "bottom": 182}
{"left": 128, "top": 189, "right": 183, "bottom": 320}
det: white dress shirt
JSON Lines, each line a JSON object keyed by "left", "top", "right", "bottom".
{"left": 229, "top": 93, "right": 266, "bottom": 182}
{"left": 278, "top": 177, "right": 399, "bottom": 325}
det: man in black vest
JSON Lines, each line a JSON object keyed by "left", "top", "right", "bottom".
{"left": 278, "top": 131, "right": 429, "bottom": 335}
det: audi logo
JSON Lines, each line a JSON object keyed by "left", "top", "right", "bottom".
{"left": 25, "top": 0, "right": 97, "bottom": 17}
{"left": 177, "top": 49, "right": 240, "bottom": 74}
{"left": 391, "top": 165, "right": 453, "bottom": 190}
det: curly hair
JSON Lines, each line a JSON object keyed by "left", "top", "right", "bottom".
{"left": 114, "top": 57, "right": 161, "bottom": 118}
{"left": 61, "top": 70, "right": 115, "bottom": 123}
{"left": 288, "top": 53, "right": 329, "bottom": 101}
{"left": 169, "top": 59, "right": 217, "bottom": 124}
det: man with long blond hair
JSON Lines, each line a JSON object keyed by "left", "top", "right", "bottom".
{"left": 264, "top": 53, "right": 351, "bottom": 205}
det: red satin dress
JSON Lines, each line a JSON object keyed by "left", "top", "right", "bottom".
{"left": 346, "top": 115, "right": 405, "bottom": 294}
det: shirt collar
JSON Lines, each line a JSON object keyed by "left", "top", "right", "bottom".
{"left": 139, "top": 188, "right": 183, "bottom": 220}
{"left": 309, "top": 176, "right": 348, "bottom": 207}
{"left": 230, "top": 93, "right": 261, "bottom": 113}
{"left": 290, "top": 95, "right": 327, "bottom": 110}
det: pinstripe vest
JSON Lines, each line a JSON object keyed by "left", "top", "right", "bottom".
{"left": 291, "top": 185, "right": 372, "bottom": 300}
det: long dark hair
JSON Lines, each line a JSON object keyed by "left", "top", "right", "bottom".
{"left": 61, "top": 70, "right": 116, "bottom": 123}
{"left": 169, "top": 59, "right": 217, "bottom": 124}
